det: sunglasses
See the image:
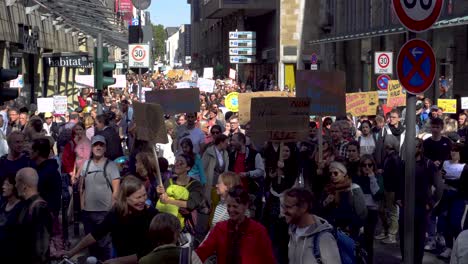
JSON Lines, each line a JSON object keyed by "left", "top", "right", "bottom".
{"left": 330, "top": 171, "right": 340, "bottom": 176}
{"left": 361, "top": 163, "right": 374, "bottom": 168}
{"left": 212, "top": 131, "right": 221, "bottom": 135}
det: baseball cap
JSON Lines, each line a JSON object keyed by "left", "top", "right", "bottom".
{"left": 44, "top": 112, "right": 53, "bottom": 118}
{"left": 91, "top": 135, "right": 106, "bottom": 145}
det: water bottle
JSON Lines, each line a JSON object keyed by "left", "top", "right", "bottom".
{"left": 86, "top": 256, "right": 98, "bottom": 264}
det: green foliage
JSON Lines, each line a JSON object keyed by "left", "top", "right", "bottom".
{"left": 153, "top": 24, "right": 166, "bottom": 61}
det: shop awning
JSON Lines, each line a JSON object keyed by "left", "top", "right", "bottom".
{"left": 32, "top": 0, "right": 128, "bottom": 49}
{"left": 307, "top": 16, "right": 468, "bottom": 45}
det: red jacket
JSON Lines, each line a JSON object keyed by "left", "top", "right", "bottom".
{"left": 195, "top": 218, "right": 276, "bottom": 264}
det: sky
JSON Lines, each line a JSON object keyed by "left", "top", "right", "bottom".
{"left": 149, "top": 1, "right": 191, "bottom": 27}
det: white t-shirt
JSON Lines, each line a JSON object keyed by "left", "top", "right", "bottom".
{"left": 359, "top": 135, "right": 376, "bottom": 156}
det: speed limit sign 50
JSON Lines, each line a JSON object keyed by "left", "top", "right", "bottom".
{"left": 374, "top": 52, "right": 393, "bottom": 75}
{"left": 129, "top": 44, "right": 150, "bottom": 68}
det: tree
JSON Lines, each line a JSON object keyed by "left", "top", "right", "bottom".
{"left": 152, "top": 24, "right": 166, "bottom": 62}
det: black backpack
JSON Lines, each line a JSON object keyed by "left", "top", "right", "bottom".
{"left": 81, "top": 159, "right": 113, "bottom": 191}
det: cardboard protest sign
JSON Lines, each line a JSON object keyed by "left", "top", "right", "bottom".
{"left": 133, "top": 101, "right": 168, "bottom": 144}
{"left": 53, "top": 96, "right": 68, "bottom": 115}
{"left": 346, "top": 91, "right": 379, "bottom": 116}
{"left": 175, "top": 82, "right": 193, "bottom": 89}
{"left": 296, "top": 71, "right": 346, "bottom": 116}
{"left": 387, "top": 80, "right": 406, "bottom": 107}
{"left": 182, "top": 70, "right": 192, "bottom": 81}
{"left": 145, "top": 88, "right": 200, "bottom": 115}
{"left": 462, "top": 97, "right": 468, "bottom": 110}
{"left": 438, "top": 99, "right": 457, "bottom": 114}
{"left": 37, "top": 98, "right": 54, "bottom": 113}
{"left": 238, "top": 91, "right": 289, "bottom": 125}
{"left": 203, "top": 67, "right": 214, "bottom": 79}
{"left": 250, "top": 97, "right": 310, "bottom": 142}
{"left": 197, "top": 78, "right": 215, "bottom": 93}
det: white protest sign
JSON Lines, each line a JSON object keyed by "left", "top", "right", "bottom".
{"left": 53, "top": 96, "right": 68, "bottom": 114}
{"left": 141, "top": 87, "right": 153, "bottom": 103}
{"left": 203, "top": 67, "right": 214, "bottom": 79}
{"left": 9, "top": 75, "right": 24, "bottom": 88}
{"left": 75, "top": 75, "right": 126, "bottom": 88}
{"left": 109, "top": 75, "right": 127, "bottom": 88}
{"left": 175, "top": 82, "right": 193, "bottom": 89}
{"left": 197, "top": 78, "right": 215, "bottom": 93}
{"left": 461, "top": 97, "right": 468, "bottom": 110}
{"left": 37, "top": 98, "right": 54, "bottom": 113}
{"left": 229, "top": 68, "right": 236, "bottom": 79}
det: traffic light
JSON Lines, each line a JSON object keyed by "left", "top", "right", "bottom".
{"left": 0, "top": 68, "right": 19, "bottom": 105}
{"left": 94, "top": 47, "right": 116, "bottom": 92}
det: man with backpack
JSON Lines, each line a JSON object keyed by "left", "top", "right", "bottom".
{"left": 14, "top": 167, "right": 52, "bottom": 264}
{"left": 56, "top": 113, "right": 79, "bottom": 155}
{"left": 80, "top": 135, "right": 120, "bottom": 260}
{"left": 283, "top": 187, "right": 342, "bottom": 264}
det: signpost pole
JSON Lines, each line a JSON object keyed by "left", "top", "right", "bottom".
{"left": 403, "top": 31, "right": 416, "bottom": 264}
{"left": 97, "top": 33, "right": 103, "bottom": 115}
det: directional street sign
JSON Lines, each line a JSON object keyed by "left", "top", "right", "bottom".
{"left": 230, "top": 56, "right": 256, "bottom": 64}
{"left": 229, "top": 31, "right": 256, "bottom": 40}
{"left": 392, "top": 0, "right": 444, "bottom": 33}
{"left": 377, "top": 75, "right": 391, "bottom": 91}
{"left": 374, "top": 52, "right": 393, "bottom": 74}
{"left": 229, "top": 39, "right": 256, "bottom": 48}
{"left": 397, "top": 39, "right": 436, "bottom": 95}
{"left": 229, "top": 48, "right": 256, "bottom": 56}
{"left": 129, "top": 44, "right": 150, "bottom": 68}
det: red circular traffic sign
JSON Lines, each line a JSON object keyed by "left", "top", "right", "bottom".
{"left": 378, "top": 54, "right": 390, "bottom": 68}
{"left": 377, "top": 75, "right": 391, "bottom": 91}
{"left": 397, "top": 39, "right": 436, "bottom": 95}
{"left": 131, "top": 45, "right": 146, "bottom": 62}
{"left": 392, "top": 0, "right": 444, "bottom": 32}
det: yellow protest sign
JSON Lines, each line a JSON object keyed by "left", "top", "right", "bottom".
{"left": 437, "top": 99, "right": 457, "bottom": 114}
{"left": 387, "top": 80, "right": 406, "bottom": 107}
{"left": 346, "top": 91, "right": 379, "bottom": 116}
{"left": 225, "top": 92, "right": 239, "bottom": 112}
{"left": 182, "top": 70, "right": 192, "bottom": 81}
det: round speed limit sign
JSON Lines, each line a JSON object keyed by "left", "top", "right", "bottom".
{"left": 392, "top": 0, "right": 444, "bottom": 33}
{"left": 129, "top": 44, "right": 150, "bottom": 67}
{"left": 374, "top": 52, "right": 393, "bottom": 75}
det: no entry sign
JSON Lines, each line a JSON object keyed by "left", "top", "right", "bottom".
{"left": 377, "top": 75, "right": 391, "bottom": 91}
{"left": 129, "top": 44, "right": 150, "bottom": 68}
{"left": 374, "top": 52, "right": 393, "bottom": 75}
{"left": 392, "top": 0, "right": 444, "bottom": 33}
{"left": 397, "top": 39, "right": 436, "bottom": 95}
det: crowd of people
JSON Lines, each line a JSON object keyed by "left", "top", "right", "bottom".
{"left": 0, "top": 72, "right": 468, "bottom": 264}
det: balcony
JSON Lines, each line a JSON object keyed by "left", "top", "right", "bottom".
{"left": 202, "top": 0, "right": 275, "bottom": 19}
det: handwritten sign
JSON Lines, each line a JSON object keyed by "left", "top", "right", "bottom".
{"left": 37, "top": 98, "right": 54, "bottom": 113}
{"left": 238, "top": 91, "right": 290, "bottom": 125}
{"left": 133, "top": 101, "right": 168, "bottom": 144}
{"left": 182, "top": 70, "right": 192, "bottom": 81}
{"left": 203, "top": 67, "right": 214, "bottom": 79}
{"left": 437, "top": 99, "right": 457, "bottom": 114}
{"left": 197, "top": 78, "right": 215, "bottom": 93}
{"left": 229, "top": 68, "right": 236, "bottom": 79}
{"left": 346, "top": 91, "right": 379, "bottom": 116}
{"left": 387, "top": 80, "right": 406, "bottom": 107}
{"left": 175, "top": 82, "right": 195, "bottom": 89}
{"left": 296, "top": 71, "right": 346, "bottom": 116}
{"left": 462, "top": 97, "right": 468, "bottom": 110}
{"left": 53, "top": 96, "right": 68, "bottom": 115}
{"left": 145, "top": 88, "right": 200, "bottom": 115}
{"left": 250, "top": 97, "right": 310, "bottom": 142}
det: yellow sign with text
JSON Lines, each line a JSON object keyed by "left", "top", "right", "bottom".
{"left": 437, "top": 99, "right": 457, "bottom": 114}
{"left": 387, "top": 80, "right": 406, "bottom": 107}
{"left": 346, "top": 91, "right": 379, "bottom": 116}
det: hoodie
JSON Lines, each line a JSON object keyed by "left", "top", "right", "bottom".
{"left": 288, "top": 216, "right": 342, "bottom": 264}
{"left": 36, "top": 159, "right": 62, "bottom": 214}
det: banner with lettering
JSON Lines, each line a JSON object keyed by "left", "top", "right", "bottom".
{"left": 346, "top": 91, "right": 379, "bottom": 116}
{"left": 387, "top": 80, "right": 406, "bottom": 107}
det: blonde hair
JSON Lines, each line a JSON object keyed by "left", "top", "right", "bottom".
{"left": 443, "top": 118, "right": 458, "bottom": 133}
{"left": 84, "top": 116, "right": 94, "bottom": 129}
{"left": 219, "top": 172, "right": 241, "bottom": 189}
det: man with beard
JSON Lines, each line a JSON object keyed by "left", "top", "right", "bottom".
{"left": 283, "top": 188, "right": 341, "bottom": 264}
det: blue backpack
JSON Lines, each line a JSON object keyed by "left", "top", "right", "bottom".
{"left": 312, "top": 228, "right": 367, "bottom": 264}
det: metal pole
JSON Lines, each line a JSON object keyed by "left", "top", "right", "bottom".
{"left": 138, "top": 68, "right": 142, "bottom": 100}
{"left": 403, "top": 31, "right": 416, "bottom": 264}
{"left": 97, "top": 33, "right": 103, "bottom": 115}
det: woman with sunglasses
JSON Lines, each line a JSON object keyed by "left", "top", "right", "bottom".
{"left": 320, "top": 161, "right": 368, "bottom": 239}
{"left": 355, "top": 155, "right": 384, "bottom": 264}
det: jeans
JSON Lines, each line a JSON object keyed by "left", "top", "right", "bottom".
{"left": 82, "top": 211, "right": 112, "bottom": 261}
{"left": 379, "top": 191, "right": 399, "bottom": 236}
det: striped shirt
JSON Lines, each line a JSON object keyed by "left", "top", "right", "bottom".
{"left": 211, "top": 200, "right": 251, "bottom": 228}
